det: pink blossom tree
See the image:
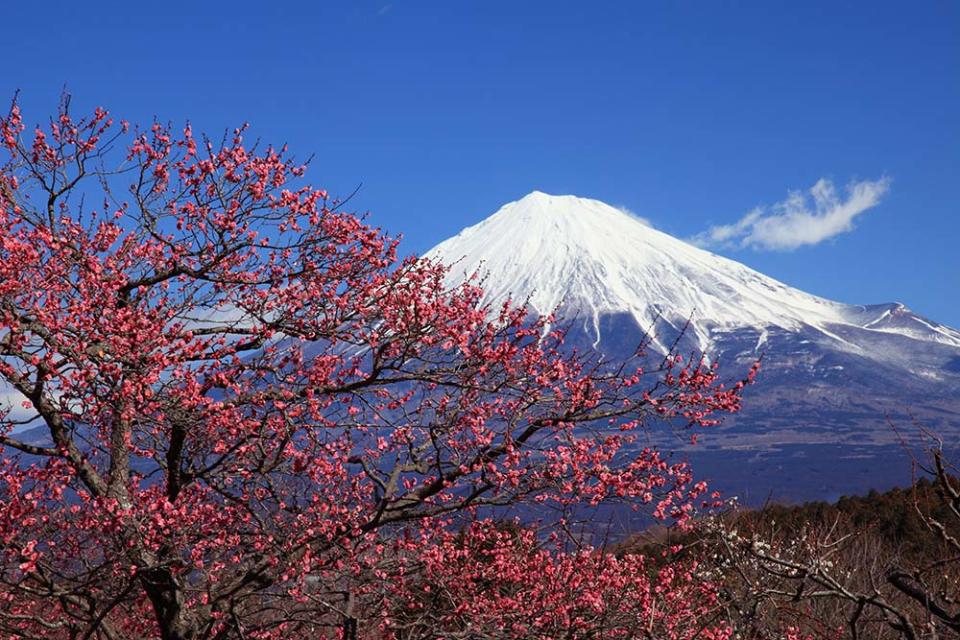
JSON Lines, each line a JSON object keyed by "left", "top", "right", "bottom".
{"left": 0, "top": 97, "right": 754, "bottom": 639}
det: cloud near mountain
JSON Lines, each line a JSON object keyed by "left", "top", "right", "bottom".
{"left": 691, "top": 177, "right": 891, "bottom": 251}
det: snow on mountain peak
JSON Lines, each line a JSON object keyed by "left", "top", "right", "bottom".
{"left": 426, "top": 192, "right": 860, "bottom": 349}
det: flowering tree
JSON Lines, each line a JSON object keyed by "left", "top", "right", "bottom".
{"left": 0, "top": 97, "right": 753, "bottom": 639}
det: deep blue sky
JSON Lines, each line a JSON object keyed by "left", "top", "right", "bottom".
{"left": 4, "top": 1, "right": 958, "bottom": 325}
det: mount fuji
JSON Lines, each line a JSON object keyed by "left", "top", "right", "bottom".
{"left": 427, "top": 191, "right": 960, "bottom": 504}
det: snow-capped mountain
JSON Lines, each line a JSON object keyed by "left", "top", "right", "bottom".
{"left": 428, "top": 191, "right": 960, "bottom": 372}
{"left": 429, "top": 191, "right": 854, "bottom": 342}
{"left": 427, "top": 191, "right": 960, "bottom": 503}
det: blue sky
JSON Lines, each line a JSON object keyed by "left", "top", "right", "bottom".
{"left": 4, "top": 1, "right": 959, "bottom": 325}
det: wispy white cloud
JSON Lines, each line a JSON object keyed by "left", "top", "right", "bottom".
{"left": 691, "top": 177, "right": 891, "bottom": 251}
{"left": 616, "top": 205, "right": 653, "bottom": 228}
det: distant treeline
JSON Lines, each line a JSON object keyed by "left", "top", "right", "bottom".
{"left": 622, "top": 461, "right": 960, "bottom": 639}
